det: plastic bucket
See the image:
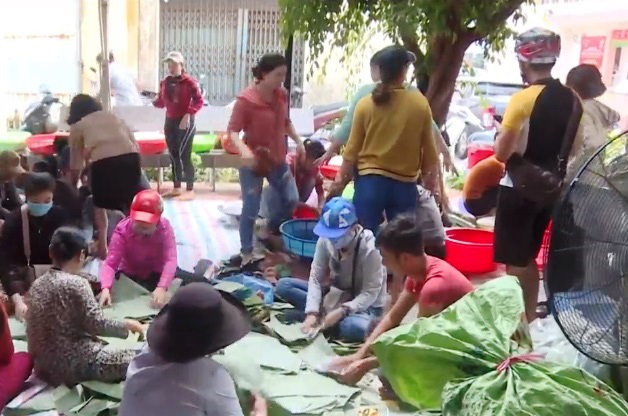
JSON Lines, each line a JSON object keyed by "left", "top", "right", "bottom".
{"left": 445, "top": 228, "right": 497, "bottom": 275}
{"left": 320, "top": 165, "right": 339, "bottom": 180}
{"left": 280, "top": 220, "right": 319, "bottom": 259}
{"left": 293, "top": 204, "right": 319, "bottom": 220}
{"left": 468, "top": 144, "right": 495, "bottom": 169}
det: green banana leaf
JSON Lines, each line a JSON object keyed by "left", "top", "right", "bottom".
{"left": 372, "top": 276, "right": 628, "bottom": 415}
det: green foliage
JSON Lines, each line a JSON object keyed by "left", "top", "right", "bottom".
{"left": 279, "top": 0, "right": 532, "bottom": 85}
{"left": 446, "top": 173, "right": 466, "bottom": 191}
{"left": 144, "top": 153, "right": 239, "bottom": 184}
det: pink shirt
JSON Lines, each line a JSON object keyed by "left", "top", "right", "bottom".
{"left": 100, "top": 218, "right": 177, "bottom": 290}
{"left": 227, "top": 85, "right": 290, "bottom": 165}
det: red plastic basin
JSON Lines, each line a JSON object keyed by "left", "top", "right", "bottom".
{"left": 134, "top": 132, "right": 167, "bottom": 155}
{"left": 468, "top": 144, "right": 495, "bottom": 169}
{"left": 293, "top": 204, "right": 319, "bottom": 220}
{"left": 535, "top": 223, "right": 552, "bottom": 271}
{"left": 26, "top": 132, "right": 70, "bottom": 156}
{"left": 320, "top": 165, "right": 339, "bottom": 180}
{"left": 445, "top": 228, "right": 497, "bottom": 275}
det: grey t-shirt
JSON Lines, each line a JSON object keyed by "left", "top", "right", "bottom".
{"left": 119, "top": 345, "right": 244, "bottom": 416}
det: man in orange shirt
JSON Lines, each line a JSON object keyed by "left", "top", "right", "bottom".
{"left": 462, "top": 156, "right": 505, "bottom": 217}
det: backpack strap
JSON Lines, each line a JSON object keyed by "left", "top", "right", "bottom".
{"left": 350, "top": 229, "right": 365, "bottom": 297}
{"left": 20, "top": 204, "right": 31, "bottom": 266}
{"left": 558, "top": 92, "right": 584, "bottom": 178}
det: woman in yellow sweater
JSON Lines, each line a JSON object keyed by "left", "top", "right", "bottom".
{"left": 329, "top": 46, "right": 439, "bottom": 232}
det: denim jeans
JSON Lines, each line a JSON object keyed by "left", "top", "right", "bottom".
{"left": 353, "top": 174, "right": 418, "bottom": 233}
{"left": 239, "top": 164, "right": 298, "bottom": 254}
{"left": 275, "top": 277, "right": 383, "bottom": 342}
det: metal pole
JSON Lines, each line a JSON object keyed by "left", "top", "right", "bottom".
{"left": 284, "top": 34, "right": 294, "bottom": 110}
{"left": 98, "top": 0, "right": 112, "bottom": 110}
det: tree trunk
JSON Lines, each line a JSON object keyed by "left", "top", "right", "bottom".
{"left": 424, "top": 38, "right": 471, "bottom": 126}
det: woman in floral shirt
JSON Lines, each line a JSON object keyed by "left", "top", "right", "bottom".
{"left": 27, "top": 227, "right": 144, "bottom": 386}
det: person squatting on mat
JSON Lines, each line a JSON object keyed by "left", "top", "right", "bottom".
{"left": 276, "top": 198, "right": 387, "bottom": 343}
{"left": 0, "top": 173, "right": 68, "bottom": 322}
{"left": 328, "top": 214, "right": 473, "bottom": 385}
{"left": 27, "top": 227, "right": 144, "bottom": 386}
{"left": 119, "top": 283, "right": 267, "bottom": 416}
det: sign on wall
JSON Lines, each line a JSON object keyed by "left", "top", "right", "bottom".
{"left": 580, "top": 35, "right": 607, "bottom": 69}
{"left": 611, "top": 29, "right": 628, "bottom": 47}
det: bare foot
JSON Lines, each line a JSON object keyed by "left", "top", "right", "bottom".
{"left": 176, "top": 190, "right": 195, "bottom": 201}
{"left": 161, "top": 188, "right": 183, "bottom": 199}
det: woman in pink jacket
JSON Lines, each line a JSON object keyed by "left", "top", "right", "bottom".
{"left": 98, "top": 190, "right": 177, "bottom": 308}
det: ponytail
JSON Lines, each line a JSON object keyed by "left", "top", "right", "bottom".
{"left": 372, "top": 83, "right": 392, "bottom": 106}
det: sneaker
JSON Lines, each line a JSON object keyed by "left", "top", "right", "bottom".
{"left": 176, "top": 190, "right": 195, "bottom": 201}
{"left": 162, "top": 188, "right": 183, "bottom": 199}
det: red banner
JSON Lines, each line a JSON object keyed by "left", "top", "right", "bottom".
{"left": 580, "top": 35, "right": 606, "bottom": 69}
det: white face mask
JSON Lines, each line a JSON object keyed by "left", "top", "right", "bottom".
{"left": 329, "top": 228, "right": 357, "bottom": 250}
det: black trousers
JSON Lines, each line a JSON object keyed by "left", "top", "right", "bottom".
{"left": 164, "top": 116, "right": 196, "bottom": 190}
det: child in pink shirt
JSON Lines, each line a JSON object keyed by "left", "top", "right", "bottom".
{"left": 98, "top": 190, "right": 177, "bottom": 309}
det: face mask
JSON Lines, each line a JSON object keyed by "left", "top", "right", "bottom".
{"left": 27, "top": 201, "right": 53, "bottom": 217}
{"left": 329, "top": 228, "right": 357, "bottom": 250}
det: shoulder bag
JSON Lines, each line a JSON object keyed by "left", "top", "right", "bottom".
{"left": 21, "top": 205, "right": 52, "bottom": 282}
{"left": 505, "top": 89, "right": 583, "bottom": 206}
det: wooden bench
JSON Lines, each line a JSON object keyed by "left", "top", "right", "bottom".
{"left": 140, "top": 153, "right": 171, "bottom": 191}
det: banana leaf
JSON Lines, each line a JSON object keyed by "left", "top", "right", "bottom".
{"left": 372, "top": 276, "right": 628, "bottom": 415}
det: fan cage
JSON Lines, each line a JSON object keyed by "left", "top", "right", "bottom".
{"left": 547, "top": 131, "right": 628, "bottom": 365}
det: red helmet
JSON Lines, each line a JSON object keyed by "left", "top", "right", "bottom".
{"left": 515, "top": 28, "right": 561, "bottom": 64}
{"left": 130, "top": 190, "right": 163, "bottom": 224}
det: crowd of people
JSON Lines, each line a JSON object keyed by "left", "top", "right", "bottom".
{"left": 0, "top": 25, "right": 622, "bottom": 415}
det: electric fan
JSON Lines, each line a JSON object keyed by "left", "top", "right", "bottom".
{"left": 546, "top": 131, "right": 628, "bottom": 365}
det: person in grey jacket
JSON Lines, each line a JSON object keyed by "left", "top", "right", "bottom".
{"left": 275, "top": 198, "right": 386, "bottom": 342}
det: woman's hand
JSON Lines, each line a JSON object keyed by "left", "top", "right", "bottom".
{"left": 240, "top": 146, "right": 256, "bottom": 167}
{"left": 151, "top": 287, "right": 167, "bottom": 309}
{"left": 13, "top": 295, "right": 28, "bottom": 322}
{"left": 98, "top": 289, "right": 113, "bottom": 307}
{"left": 321, "top": 307, "right": 346, "bottom": 331}
{"left": 442, "top": 152, "right": 458, "bottom": 176}
{"left": 179, "top": 114, "right": 191, "bottom": 130}
{"left": 302, "top": 313, "right": 319, "bottom": 336}
{"left": 125, "top": 319, "right": 145, "bottom": 335}
{"left": 250, "top": 394, "right": 268, "bottom": 416}
{"left": 336, "top": 358, "right": 371, "bottom": 385}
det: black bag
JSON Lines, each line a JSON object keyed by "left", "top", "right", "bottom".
{"left": 506, "top": 88, "right": 583, "bottom": 206}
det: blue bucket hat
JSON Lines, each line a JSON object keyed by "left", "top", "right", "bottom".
{"left": 314, "top": 197, "right": 358, "bottom": 239}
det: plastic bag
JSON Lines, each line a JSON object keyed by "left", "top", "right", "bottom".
{"left": 530, "top": 316, "right": 612, "bottom": 382}
{"left": 372, "top": 276, "right": 628, "bottom": 415}
{"left": 221, "top": 273, "right": 274, "bottom": 304}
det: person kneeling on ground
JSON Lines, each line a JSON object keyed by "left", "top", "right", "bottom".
{"left": 275, "top": 198, "right": 387, "bottom": 342}
{"left": 461, "top": 155, "right": 505, "bottom": 217}
{"left": 0, "top": 301, "right": 33, "bottom": 410}
{"left": 119, "top": 283, "right": 267, "bottom": 416}
{"left": 260, "top": 139, "right": 326, "bottom": 226}
{"left": 0, "top": 172, "right": 68, "bottom": 321}
{"left": 99, "top": 190, "right": 176, "bottom": 309}
{"left": 27, "top": 227, "right": 144, "bottom": 386}
{"left": 329, "top": 214, "right": 473, "bottom": 384}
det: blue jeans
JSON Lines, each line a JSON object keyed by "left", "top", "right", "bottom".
{"left": 275, "top": 278, "right": 383, "bottom": 342}
{"left": 239, "top": 164, "right": 298, "bottom": 254}
{"left": 353, "top": 174, "right": 418, "bottom": 233}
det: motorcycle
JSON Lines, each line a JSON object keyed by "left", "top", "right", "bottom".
{"left": 445, "top": 103, "right": 484, "bottom": 159}
{"left": 21, "top": 89, "right": 65, "bottom": 135}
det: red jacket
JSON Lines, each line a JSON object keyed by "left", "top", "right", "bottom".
{"left": 153, "top": 73, "right": 204, "bottom": 118}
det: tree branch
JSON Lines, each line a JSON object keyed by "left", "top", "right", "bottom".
{"left": 468, "top": 0, "right": 525, "bottom": 40}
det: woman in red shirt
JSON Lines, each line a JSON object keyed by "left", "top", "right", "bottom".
{"left": 227, "top": 54, "right": 305, "bottom": 264}
{"left": 0, "top": 302, "right": 33, "bottom": 409}
{"left": 153, "top": 51, "right": 204, "bottom": 201}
